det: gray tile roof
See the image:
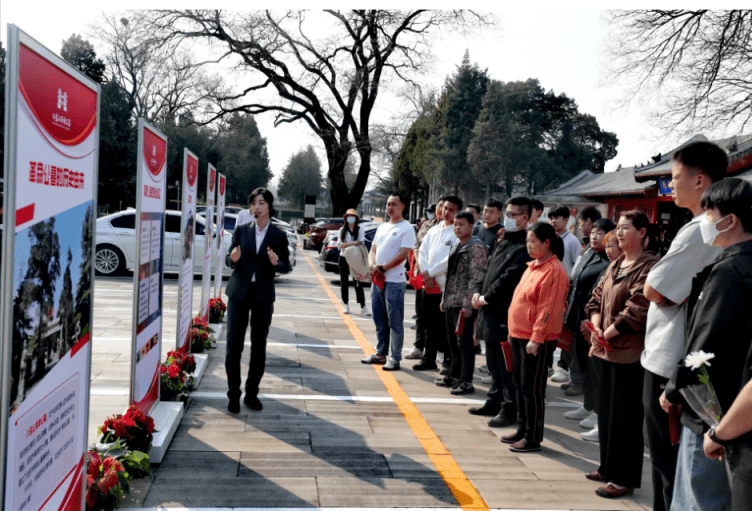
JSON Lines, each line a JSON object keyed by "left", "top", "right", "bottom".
{"left": 547, "top": 167, "right": 656, "bottom": 197}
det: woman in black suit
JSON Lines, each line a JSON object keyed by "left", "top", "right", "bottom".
{"left": 224, "top": 188, "right": 290, "bottom": 412}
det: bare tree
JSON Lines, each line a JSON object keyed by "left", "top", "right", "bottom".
{"left": 142, "top": 10, "right": 495, "bottom": 215}
{"left": 607, "top": 10, "right": 752, "bottom": 136}
{"left": 93, "top": 13, "right": 221, "bottom": 121}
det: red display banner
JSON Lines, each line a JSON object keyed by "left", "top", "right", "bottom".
{"left": 177, "top": 149, "right": 199, "bottom": 354}
{"left": 130, "top": 120, "right": 167, "bottom": 415}
{"left": 2, "top": 27, "right": 99, "bottom": 511}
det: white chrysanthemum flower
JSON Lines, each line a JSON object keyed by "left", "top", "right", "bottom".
{"left": 684, "top": 350, "right": 715, "bottom": 371}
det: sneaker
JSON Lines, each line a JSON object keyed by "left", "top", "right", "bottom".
{"left": 412, "top": 361, "right": 438, "bottom": 371}
{"left": 579, "top": 413, "right": 598, "bottom": 429}
{"left": 405, "top": 347, "right": 424, "bottom": 360}
{"left": 360, "top": 305, "right": 371, "bottom": 316}
{"left": 564, "top": 386, "right": 583, "bottom": 396}
{"left": 551, "top": 367, "right": 570, "bottom": 383}
{"left": 581, "top": 425, "right": 599, "bottom": 442}
{"left": 564, "top": 405, "right": 591, "bottom": 420}
{"left": 342, "top": 303, "right": 350, "bottom": 314}
{"left": 434, "top": 377, "right": 457, "bottom": 387}
{"left": 450, "top": 381, "right": 475, "bottom": 395}
{"left": 362, "top": 354, "right": 386, "bottom": 364}
{"left": 481, "top": 375, "right": 493, "bottom": 384}
{"left": 479, "top": 365, "right": 489, "bottom": 374}
{"left": 560, "top": 382, "right": 572, "bottom": 390}
{"left": 382, "top": 358, "right": 400, "bottom": 371}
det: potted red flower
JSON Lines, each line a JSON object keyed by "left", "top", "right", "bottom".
{"left": 98, "top": 406, "right": 155, "bottom": 454}
{"left": 190, "top": 316, "right": 215, "bottom": 352}
{"left": 85, "top": 451, "right": 130, "bottom": 511}
{"left": 208, "top": 297, "right": 227, "bottom": 323}
{"left": 160, "top": 353, "right": 194, "bottom": 401}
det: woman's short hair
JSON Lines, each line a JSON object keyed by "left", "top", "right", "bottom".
{"left": 248, "top": 187, "right": 276, "bottom": 218}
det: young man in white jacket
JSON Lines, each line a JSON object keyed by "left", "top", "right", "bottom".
{"left": 412, "top": 195, "right": 462, "bottom": 373}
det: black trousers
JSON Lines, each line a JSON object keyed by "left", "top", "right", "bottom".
{"left": 642, "top": 370, "right": 679, "bottom": 511}
{"left": 338, "top": 257, "right": 365, "bottom": 306}
{"left": 571, "top": 330, "right": 596, "bottom": 410}
{"left": 413, "top": 289, "right": 425, "bottom": 351}
{"left": 484, "top": 320, "right": 516, "bottom": 418}
{"left": 588, "top": 355, "right": 603, "bottom": 415}
{"left": 732, "top": 471, "right": 752, "bottom": 511}
{"left": 421, "top": 291, "right": 449, "bottom": 366}
{"left": 445, "top": 308, "right": 475, "bottom": 383}
{"left": 511, "top": 338, "right": 554, "bottom": 445}
{"left": 225, "top": 292, "right": 274, "bottom": 400}
{"left": 598, "top": 359, "right": 645, "bottom": 488}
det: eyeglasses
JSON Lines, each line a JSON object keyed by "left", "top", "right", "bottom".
{"left": 504, "top": 211, "right": 524, "bottom": 218}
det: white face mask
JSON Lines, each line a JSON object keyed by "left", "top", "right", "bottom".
{"left": 700, "top": 212, "right": 730, "bottom": 245}
{"left": 426, "top": 212, "right": 435, "bottom": 220}
{"left": 503, "top": 216, "right": 519, "bottom": 233}
{"left": 347, "top": 217, "right": 356, "bottom": 225}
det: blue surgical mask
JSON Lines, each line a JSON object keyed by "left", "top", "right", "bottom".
{"left": 426, "top": 212, "right": 435, "bottom": 220}
{"left": 503, "top": 216, "right": 519, "bottom": 233}
{"left": 347, "top": 217, "right": 356, "bottom": 225}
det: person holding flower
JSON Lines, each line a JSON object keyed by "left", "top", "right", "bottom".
{"left": 664, "top": 178, "right": 752, "bottom": 511}
{"left": 503, "top": 222, "right": 569, "bottom": 453}
{"left": 584, "top": 211, "right": 659, "bottom": 498}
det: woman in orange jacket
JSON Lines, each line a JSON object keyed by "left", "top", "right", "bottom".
{"left": 503, "top": 222, "right": 570, "bottom": 453}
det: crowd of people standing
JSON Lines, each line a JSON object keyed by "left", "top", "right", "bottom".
{"left": 354, "top": 141, "right": 752, "bottom": 509}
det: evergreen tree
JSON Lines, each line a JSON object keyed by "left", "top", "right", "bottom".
{"left": 98, "top": 81, "right": 137, "bottom": 210}
{"left": 278, "top": 146, "right": 325, "bottom": 209}
{"left": 216, "top": 113, "right": 272, "bottom": 204}
{"left": 75, "top": 204, "right": 94, "bottom": 336}
{"left": 61, "top": 34, "right": 106, "bottom": 84}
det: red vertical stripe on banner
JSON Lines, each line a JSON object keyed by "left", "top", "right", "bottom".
{"left": 16, "top": 203, "right": 35, "bottom": 226}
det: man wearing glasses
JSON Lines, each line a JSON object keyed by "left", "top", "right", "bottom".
{"left": 469, "top": 197, "right": 533, "bottom": 427}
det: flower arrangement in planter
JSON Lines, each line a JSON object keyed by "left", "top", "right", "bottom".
{"left": 190, "top": 317, "right": 215, "bottom": 353}
{"left": 208, "top": 297, "right": 227, "bottom": 323}
{"left": 98, "top": 406, "right": 155, "bottom": 454}
{"left": 160, "top": 352, "right": 195, "bottom": 401}
{"left": 90, "top": 438, "right": 151, "bottom": 480}
{"left": 86, "top": 451, "right": 130, "bottom": 511}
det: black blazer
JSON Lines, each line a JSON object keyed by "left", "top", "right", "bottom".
{"left": 224, "top": 221, "right": 291, "bottom": 303}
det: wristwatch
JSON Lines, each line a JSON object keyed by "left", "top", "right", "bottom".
{"left": 377, "top": 265, "right": 386, "bottom": 273}
{"left": 709, "top": 423, "right": 733, "bottom": 447}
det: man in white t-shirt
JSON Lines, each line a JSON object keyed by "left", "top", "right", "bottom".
{"left": 642, "top": 142, "right": 728, "bottom": 511}
{"left": 361, "top": 192, "right": 415, "bottom": 371}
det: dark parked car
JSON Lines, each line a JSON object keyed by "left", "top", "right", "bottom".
{"left": 319, "top": 223, "right": 380, "bottom": 274}
{"left": 305, "top": 218, "right": 345, "bottom": 251}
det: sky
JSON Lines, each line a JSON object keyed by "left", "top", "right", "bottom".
{"left": 1, "top": 2, "right": 732, "bottom": 189}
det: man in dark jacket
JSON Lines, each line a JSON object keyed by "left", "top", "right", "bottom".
{"left": 225, "top": 188, "right": 291, "bottom": 413}
{"left": 469, "top": 196, "right": 532, "bottom": 426}
{"left": 664, "top": 178, "right": 752, "bottom": 510}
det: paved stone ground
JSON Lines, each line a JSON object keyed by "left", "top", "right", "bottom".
{"left": 90, "top": 241, "right": 653, "bottom": 510}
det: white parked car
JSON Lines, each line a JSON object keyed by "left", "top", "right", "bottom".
{"left": 95, "top": 209, "right": 233, "bottom": 277}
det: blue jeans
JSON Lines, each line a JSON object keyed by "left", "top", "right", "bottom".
{"left": 370, "top": 281, "right": 406, "bottom": 361}
{"left": 671, "top": 425, "right": 731, "bottom": 511}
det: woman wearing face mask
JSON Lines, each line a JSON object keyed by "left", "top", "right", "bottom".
{"left": 339, "top": 209, "right": 369, "bottom": 315}
{"left": 503, "top": 222, "right": 569, "bottom": 453}
{"left": 584, "top": 211, "right": 659, "bottom": 499}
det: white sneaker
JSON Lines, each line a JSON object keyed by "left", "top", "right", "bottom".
{"left": 579, "top": 412, "right": 598, "bottom": 429}
{"left": 581, "top": 425, "right": 599, "bottom": 442}
{"left": 343, "top": 304, "right": 350, "bottom": 314}
{"left": 404, "top": 347, "right": 423, "bottom": 360}
{"left": 551, "top": 367, "right": 570, "bottom": 383}
{"left": 360, "top": 305, "right": 370, "bottom": 316}
{"left": 481, "top": 375, "right": 493, "bottom": 384}
{"left": 564, "top": 405, "right": 590, "bottom": 420}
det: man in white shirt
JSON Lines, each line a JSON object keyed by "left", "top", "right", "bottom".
{"left": 412, "top": 195, "right": 461, "bottom": 372}
{"left": 642, "top": 142, "right": 728, "bottom": 511}
{"left": 549, "top": 205, "right": 582, "bottom": 275}
{"left": 361, "top": 192, "right": 415, "bottom": 371}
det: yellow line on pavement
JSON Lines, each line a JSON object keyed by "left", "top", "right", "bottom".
{"left": 303, "top": 253, "right": 489, "bottom": 510}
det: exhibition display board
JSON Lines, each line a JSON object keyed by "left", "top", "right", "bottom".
{"left": 130, "top": 119, "right": 167, "bottom": 415}
{"left": 200, "top": 165, "right": 216, "bottom": 321}
{"left": 1, "top": 26, "right": 100, "bottom": 511}
{"left": 176, "top": 149, "right": 198, "bottom": 354}
{"left": 213, "top": 174, "right": 226, "bottom": 298}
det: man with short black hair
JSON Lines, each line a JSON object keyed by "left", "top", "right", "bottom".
{"left": 529, "top": 199, "right": 544, "bottom": 226}
{"left": 665, "top": 178, "right": 752, "bottom": 511}
{"left": 549, "top": 205, "right": 581, "bottom": 275}
{"left": 473, "top": 199, "right": 504, "bottom": 255}
{"left": 466, "top": 204, "right": 481, "bottom": 231}
{"left": 644, "top": 141, "right": 728, "bottom": 511}
{"left": 414, "top": 195, "right": 462, "bottom": 372}
{"left": 362, "top": 192, "right": 415, "bottom": 371}
{"left": 469, "top": 196, "right": 532, "bottom": 426}
{"left": 577, "top": 206, "right": 602, "bottom": 247}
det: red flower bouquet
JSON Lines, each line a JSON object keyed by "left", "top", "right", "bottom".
{"left": 161, "top": 353, "right": 195, "bottom": 401}
{"left": 98, "top": 406, "right": 155, "bottom": 454}
{"left": 190, "top": 316, "right": 216, "bottom": 353}
{"left": 208, "top": 297, "right": 227, "bottom": 323}
{"left": 85, "top": 451, "right": 130, "bottom": 511}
